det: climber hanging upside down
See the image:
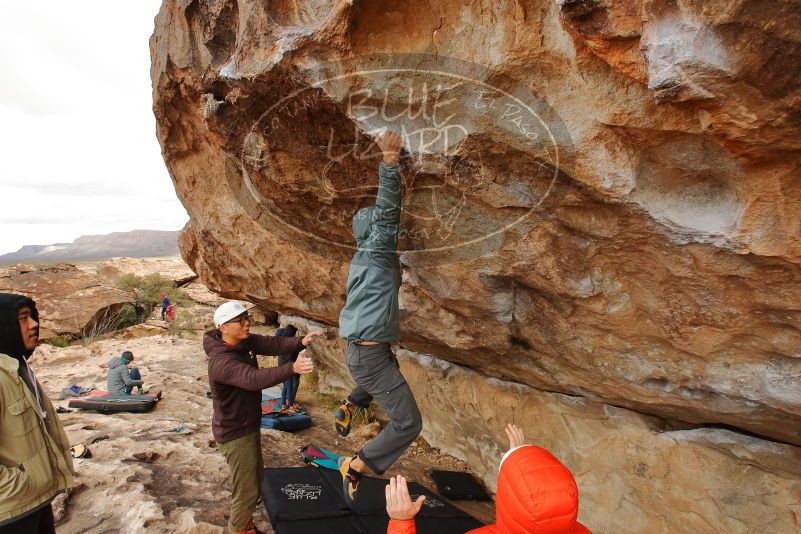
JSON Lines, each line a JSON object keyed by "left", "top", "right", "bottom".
{"left": 334, "top": 130, "right": 423, "bottom": 504}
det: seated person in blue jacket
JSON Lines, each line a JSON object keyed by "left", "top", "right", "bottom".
{"left": 107, "top": 350, "right": 144, "bottom": 394}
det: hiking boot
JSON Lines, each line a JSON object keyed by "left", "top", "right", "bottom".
{"left": 333, "top": 400, "right": 353, "bottom": 437}
{"left": 229, "top": 520, "right": 263, "bottom": 534}
{"left": 338, "top": 455, "right": 361, "bottom": 505}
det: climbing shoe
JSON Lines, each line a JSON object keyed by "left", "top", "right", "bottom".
{"left": 333, "top": 400, "right": 353, "bottom": 437}
{"left": 338, "top": 455, "right": 361, "bottom": 505}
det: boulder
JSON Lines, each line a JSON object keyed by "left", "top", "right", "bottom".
{"left": 151, "top": 0, "right": 801, "bottom": 446}
{"left": 181, "top": 281, "right": 226, "bottom": 307}
{"left": 90, "top": 257, "right": 198, "bottom": 286}
{"left": 280, "top": 316, "right": 801, "bottom": 533}
{"left": 0, "top": 264, "right": 132, "bottom": 340}
{"left": 113, "top": 323, "right": 169, "bottom": 340}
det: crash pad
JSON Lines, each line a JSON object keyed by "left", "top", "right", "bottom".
{"left": 261, "top": 467, "right": 484, "bottom": 534}
{"left": 68, "top": 390, "right": 162, "bottom": 413}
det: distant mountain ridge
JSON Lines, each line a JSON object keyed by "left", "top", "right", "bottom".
{"left": 0, "top": 230, "right": 181, "bottom": 264}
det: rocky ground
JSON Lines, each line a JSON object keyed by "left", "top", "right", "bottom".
{"left": 32, "top": 329, "right": 495, "bottom": 534}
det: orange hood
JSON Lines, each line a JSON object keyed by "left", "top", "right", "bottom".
{"left": 490, "top": 446, "right": 591, "bottom": 534}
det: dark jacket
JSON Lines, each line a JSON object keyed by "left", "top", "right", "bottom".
{"left": 204, "top": 329, "right": 304, "bottom": 443}
{"left": 275, "top": 326, "right": 301, "bottom": 366}
{"left": 338, "top": 162, "right": 402, "bottom": 343}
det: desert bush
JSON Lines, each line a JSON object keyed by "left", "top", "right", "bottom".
{"left": 79, "top": 304, "right": 139, "bottom": 345}
{"left": 166, "top": 308, "right": 198, "bottom": 337}
{"left": 47, "top": 335, "right": 72, "bottom": 348}
{"left": 116, "top": 303, "right": 139, "bottom": 328}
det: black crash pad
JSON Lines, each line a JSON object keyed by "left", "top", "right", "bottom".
{"left": 68, "top": 390, "right": 161, "bottom": 413}
{"left": 261, "top": 467, "right": 484, "bottom": 534}
{"left": 318, "top": 467, "right": 474, "bottom": 518}
{"left": 358, "top": 514, "right": 485, "bottom": 534}
{"left": 261, "top": 467, "right": 350, "bottom": 523}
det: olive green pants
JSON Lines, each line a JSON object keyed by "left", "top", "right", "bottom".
{"left": 218, "top": 430, "right": 264, "bottom": 531}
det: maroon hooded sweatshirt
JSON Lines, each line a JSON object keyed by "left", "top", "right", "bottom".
{"left": 204, "top": 329, "right": 305, "bottom": 443}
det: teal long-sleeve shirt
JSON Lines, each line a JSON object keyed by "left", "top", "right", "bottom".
{"left": 338, "top": 161, "right": 402, "bottom": 343}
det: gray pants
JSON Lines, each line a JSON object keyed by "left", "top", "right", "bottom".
{"left": 346, "top": 343, "right": 423, "bottom": 475}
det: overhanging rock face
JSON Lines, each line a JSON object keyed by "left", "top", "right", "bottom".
{"left": 276, "top": 316, "right": 801, "bottom": 533}
{"left": 151, "top": 0, "right": 801, "bottom": 449}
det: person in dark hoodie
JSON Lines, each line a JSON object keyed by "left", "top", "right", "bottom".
{"left": 335, "top": 130, "right": 422, "bottom": 504}
{"left": 106, "top": 351, "right": 144, "bottom": 395}
{"left": 205, "top": 301, "right": 322, "bottom": 534}
{"left": 0, "top": 293, "right": 74, "bottom": 533}
{"left": 275, "top": 325, "right": 302, "bottom": 412}
{"left": 160, "top": 293, "right": 170, "bottom": 320}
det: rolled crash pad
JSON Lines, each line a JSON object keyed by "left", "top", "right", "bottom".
{"left": 261, "top": 394, "right": 311, "bottom": 431}
{"left": 67, "top": 390, "right": 162, "bottom": 413}
{"left": 261, "top": 412, "right": 312, "bottom": 431}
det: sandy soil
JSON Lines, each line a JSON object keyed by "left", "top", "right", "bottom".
{"left": 31, "top": 332, "right": 496, "bottom": 533}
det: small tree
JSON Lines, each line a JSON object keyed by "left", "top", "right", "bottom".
{"left": 115, "top": 273, "right": 190, "bottom": 322}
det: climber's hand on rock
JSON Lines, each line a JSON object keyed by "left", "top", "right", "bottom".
{"left": 377, "top": 130, "right": 403, "bottom": 165}
{"left": 505, "top": 423, "right": 525, "bottom": 450}
{"left": 293, "top": 351, "right": 314, "bottom": 374}
{"left": 302, "top": 331, "right": 324, "bottom": 346}
{"left": 386, "top": 475, "right": 425, "bottom": 521}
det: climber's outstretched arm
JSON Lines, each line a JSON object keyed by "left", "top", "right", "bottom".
{"left": 374, "top": 131, "right": 403, "bottom": 216}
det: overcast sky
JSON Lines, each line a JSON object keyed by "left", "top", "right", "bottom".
{"left": 0, "top": 1, "right": 188, "bottom": 255}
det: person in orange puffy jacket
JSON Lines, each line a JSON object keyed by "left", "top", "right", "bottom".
{"left": 386, "top": 424, "right": 591, "bottom": 534}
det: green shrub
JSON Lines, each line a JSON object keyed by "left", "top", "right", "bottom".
{"left": 47, "top": 335, "right": 72, "bottom": 348}
{"left": 115, "top": 303, "right": 139, "bottom": 328}
{"left": 167, "top": 308, "right": 198, "bottom": 337}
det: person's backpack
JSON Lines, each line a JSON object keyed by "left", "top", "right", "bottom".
{"left": 429, "top": 470, "right": 491, "bottom": 501}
